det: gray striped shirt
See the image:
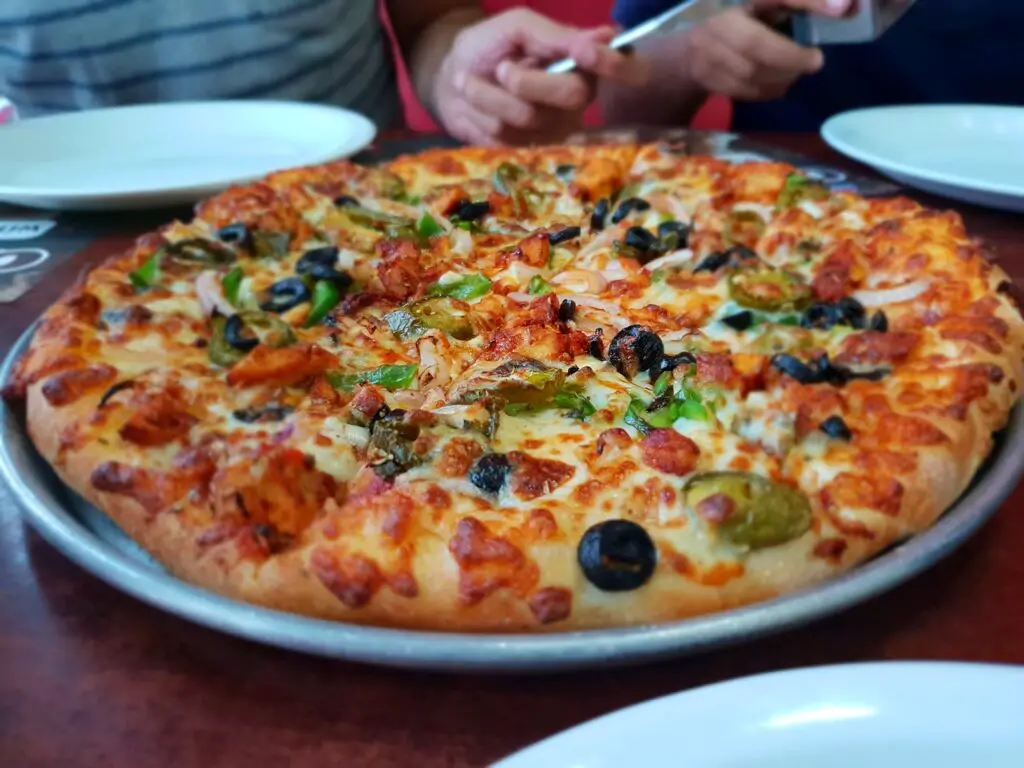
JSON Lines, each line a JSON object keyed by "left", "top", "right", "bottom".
{"left": 0, "top": 0, "right": 400, "bottom": 128}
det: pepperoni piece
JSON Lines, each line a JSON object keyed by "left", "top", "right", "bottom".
{"left": 511, "top": 232, "right": 551, "bottom": 268}
{"left": 640, "top": 429, "right": 701, "bottom": 477}
{"left": 834, "top": 331, "right": 919, "bottom": 367}
{"left": 119, "top": 390, "right": 197, "bottom": 447}
{"left": 695, "top": 352, "right": 737, "bottom": 387}
{"left": 811, "top": 245, "right": 857, "bottom": 302}
{"left": 225, "top": 344, "right": 337, "bottom": 388}
{"left": 41, "top": 364, "right": 117, "bottom": 406}
{"left": 349, "top": 384, "right": 387, "bottom": 423}
{"left": 511, "top": 294, "right": 560, "bottom": 328}
{"left": 508, "top": 452, "right": 576, "bottom": 500}
{"left": 376, "top": 237, "right": 425, "bottom": 301}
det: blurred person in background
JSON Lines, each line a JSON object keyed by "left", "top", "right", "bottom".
{"left": 0, "top": 0, "right": 645, "bottom": 144}
{"left": 602, "top": 0, "right": 1022, "bottom": 131}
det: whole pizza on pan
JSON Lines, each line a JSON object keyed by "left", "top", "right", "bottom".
{"left": 5, "top": 144, "right": 1022, "bottom": 632}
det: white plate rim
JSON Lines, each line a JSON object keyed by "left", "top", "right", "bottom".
{"left": 494, "top": 661, "right": 1024, "bottom": 766}
{"left": 0, "top": 100, "right": 377, "bottom": 200}
{"left": 821, "top": 104, "right": 1024, "bottom": 198}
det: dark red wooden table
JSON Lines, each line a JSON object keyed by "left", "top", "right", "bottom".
{"left": 1, "top": 135, "right": 1022, "bottom": 768}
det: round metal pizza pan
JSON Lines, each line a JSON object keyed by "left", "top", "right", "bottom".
{"left": 2, "top": 325, "right": 1023, "bottom": 673}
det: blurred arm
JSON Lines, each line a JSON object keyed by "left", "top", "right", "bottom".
{"left": 385, "top": 0, "right": 486, "bottom": 118}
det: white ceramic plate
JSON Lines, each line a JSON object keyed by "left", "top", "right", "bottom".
{"left": 495, "top": 662, "right": 1024, "bottom": 767}
{"left": 0, "top": 101, "right": 376, "bottom": 211}
{"left": 822, "top": 105, "right": 1024, "bottom": 212}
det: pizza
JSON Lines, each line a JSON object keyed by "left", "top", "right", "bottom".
{"left": 5, "top": 143, "right": 1022, "bottom": 632}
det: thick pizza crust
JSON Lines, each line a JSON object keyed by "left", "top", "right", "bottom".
{"left": 25, "top": 372, "right": 1011, "bottom": 632}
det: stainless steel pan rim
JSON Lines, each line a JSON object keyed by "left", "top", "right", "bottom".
{"left": 2, "top": 324, "right": 1022, "bottom": 672}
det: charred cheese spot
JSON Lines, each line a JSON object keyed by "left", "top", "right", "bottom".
{"left": 448, "top": 517, "right": 539, "bottom": 605}
{"left": 41, "top": 364, "right": 117, "bottom": 406}
{"left": 528, "top": 587, "right": 572, "bottom": 625}
{"left": 821, "top": 472, "right": 904, "bottom": 518}
{"left": 311, "top": 548, "right": 383, "bottom": 609}
{"left": 508, "top": 452, "right": 576, "bottom": 500}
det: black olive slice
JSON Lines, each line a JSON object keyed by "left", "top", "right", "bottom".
{"left": 558, "top": 299, "right": 577, "bottom": 322}
{"left": 838, "top": 297, "right": 867, "bottom": 328}
{"left": 577, "top": 519, "right": 657, "bottom": 591}
{"left": 819, "top": 415, "right": 852, "bottom": 441}
{"left": 555, "top": 163, "right": 575, "bottom": 181}
{"left": 696, "top": 244, "right": 759, "bottom": 273}
{"left": 611, "top": 197, "right": 651, "bottom": 224}
{"left": 590, "top": 198, "right": 610, "bottom": 232}
{"left": 224, "top": 314, "right": 259, "bottom": 352}
{"left": 770, "top": 353, "right": 817, "bottom": 384}
{"left": 588, "top": 329, "right": 605, "bottom": 360}
{"left": 657, "top": 220, "right": 690, "bottom": 240}
{"left": 623, "top": 226, "right": 656, "bottom": 253}
{"left": 469, "top": 453, "right": 512, "bottom": 495}
{"left": 334, "top": 195, "right": 360, "bottom": 207}
{"left": 259, "top": 277, "right": 311, "bottom": 313}
{"left": 296, "top": 245, "right": 338, "bottom": 272}
{"left": 295, "top": 246, "right": 352, "bottom": 286}
{"left": 98, "top": 380, "right": 135, "bottom": 409}
{"left": 455, "top": 200, "right": 490, "bottom": 222}
{"left": 722, "top": 310, "right": 755, "bottom": 331}
{"left": 869, "top": 311, "right": 889, "bottom": 332}
{"left": 548, "top": 226, "right": 582, "bottom": 246}
{"left": 232, "top": 405, "right": 294, "bottom": 424}
{"left": 693, "top": 251, "right": 729, "bottom": 273}
{"left": 658, "top": 351, "right": 696, "bottom": 374}
{"left": 608, "top": 325, "right": 664, "bottom": 379}
{"left": 216, "top": 223, "right": 250, "bottom": 246}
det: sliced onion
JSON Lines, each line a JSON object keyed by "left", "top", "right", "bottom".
{"left": 335, "top": 247, "right": 362, "bottom": 271}
{"left": 852, "top": 279, "right": 930, "bottom": 307}
{"left": 195, "top": 270, "right": 234, "bottom": 317}
{"left": 502, "top": 261, "right": 544, "bottom": 286}
{"left": 392, "top": 390, "right": 427, "bottom": 409}
{"left": 374, "top": 199, "right": 423, "bottom": 220}
{"left": 415, "top": 332, "right": 452, "bottom": 389}
{"left": 599, "top": 259, "right": 632, "bottom": 282}
{"left": 572, "top": 295, "right": 626, "bottom": 315}
{"left": 647, "top": 192, "right": 691, "bottom": 221}
{"left": 550, "top": 269, "right": 608, "bottom": 295}
{"left": 506, "top": 291, "right": 537, "bottom": 303}
{"left": 449, "top": 227, "right": 473, "bottom": 255}
{"left": 643, "top": 248, "right": 694, "bottom": 272}
{"left": 661, "top": 328, "right": 703, "bottom": 343}
{"left": 578, "top": 228, "right": 619, "bottom": 260}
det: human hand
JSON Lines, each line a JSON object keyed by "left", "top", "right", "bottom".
{"left": 682, "top": 0, "right": 853, "bottom": 101}
{"left": 433, "top": 8, "right": 648, "bottom": 146}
